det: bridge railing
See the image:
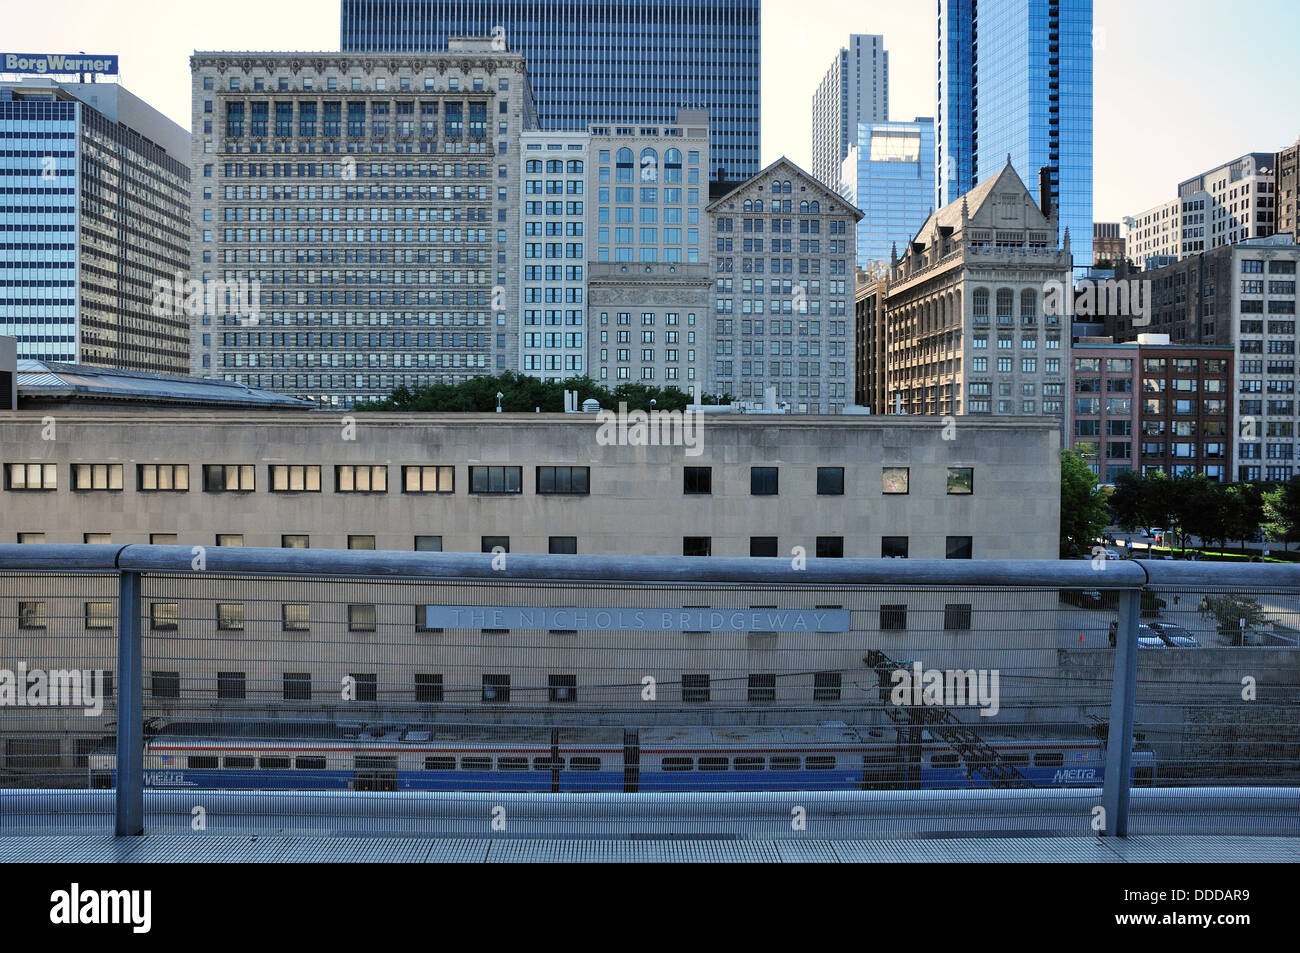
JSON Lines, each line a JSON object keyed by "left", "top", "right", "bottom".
{"left": 1, "top": 545, "right": 1296, "bottom": 839}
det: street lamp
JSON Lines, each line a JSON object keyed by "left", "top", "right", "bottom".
{"left": 495, "top": 391, "right": 504, "bottom": 414}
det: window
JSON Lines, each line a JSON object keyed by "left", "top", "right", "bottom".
{"left": 282, "top": 604, "right": 310, "bottom": 632}
{"left": 549, "top": 674, "right": 577, "bottom": 703}
{"left": 16, "top": 533, "right": 45, "bottom": 543}
{"left": 281, "top": 535, "right": 309, "bottom": 548}
{"left": 215, "top": 534, "right": 243, "bottom": 547}
{"left": 748, "top": 674, "right": 776, "bottom": 703}
{"left": 946, "top": 468, "right": 974, "bottom": 494}
{"left": 880, "top": 604, "right": 907, "bottom": 630}
{"left": 537, "top": 466, "right": 589, "bottom": 494}
{"left": 482, "top": 674, "right": 510, "bottom": 703}
{"left": 816, "top": 537, "right": 844, "bottom": 558}
{"left": 217, "top": 672, "right": 246, "bottom": 699}
{"left": 283, "top": 673, "right": 311, "bottom": 700}
{"left": 79, "top": 601, "right": 112, "bottom": 629}
{"left": 415, "top": 674, "right": 443, "bottom": 703}
{"left": 881, "top": 537, "right": 908, "bottom": 559}
{"left": 336, "top": 465, "right": 388, "bottom": 493}
{"left": 683, "top": 466, "right": 712, "bottom": 494}
{"left": 18, "top": 601, "right": 46, "bottom": 630}
{"left": 84, "top": 533, "right": 111, "bottom": 545}
{"left": 817, "top": 467, "right": 844, "bottom": 495}
{"left": 469, "top": 466, "right": 522, "bottom": 494}
{"left": 138, "top": 464, "right": 189, "bottom": 492}
{"left": 6, "top": 463, "right": 57, "bottom": 490}
{"left": 750, "top": 536, "right": 779, "bottom": 557}
{"left": 683, "top": 536, "right": 711, "bottom": 557}
{"left": 750, "top": 467, "right": 779, "bottom": 495}
{"left": 152, "top": 671, "right": 180, "bottom": 699}
{"left": 882, "top": 468, "right": 909, "bottom": 494}
{"left": 414, "top": 536, "right": 442, "bottom": 552}
{"left": 813, "top": 672, "right": 842, "bottom": 702}
{"left": 269, "top": 465, "right": 321, "bottom": 492}
{"left": 682, "top": 674, "right": 710, "bottom": 703}
{"left": 203, "top": 464, "right": 255, "bottom": 492}
{"left": 71, "top": 464, "right": 124, "bottom": 491}
{"left": 216, "top": 603, "right": 244, "bottom": 631}
{"left": 150, "top": 534, "right": 178, "bottom": 545}
{"left": 403, "top": 465, "right": 454, "bottom": 493}
{"left": 347, "top": 535, "right": 375, "bottom": 551}
{"left": 944, "top": 603, "right": 973, "bottom": 630}
{"left": 348, "top": 673, "right": 377, "bottom": 702}
{"left": 349, "top": 604, "right": 376, "bottom": 632}
{"left": 481, "top": 536, "right": 509, "bottom": 553}
{"left": 946, "top": 536, "right": 973, "bottom": 560}
{"left": 150, "top": 602, "right": 178, "bottom": 631}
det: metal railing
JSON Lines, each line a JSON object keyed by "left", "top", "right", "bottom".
{"left": 1, "top": 545, "right": 1297, "bottom": 840}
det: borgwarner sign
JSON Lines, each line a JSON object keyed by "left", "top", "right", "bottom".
{"left": 4, "top": 53, "right": 119, "bottom": 75}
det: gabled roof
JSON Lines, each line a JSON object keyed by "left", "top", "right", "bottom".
{"left": 906, "top": 159, "right": 1041, "bottom": 249}
{"left": 706, "top": 155, "right": 865, "bottom": 221}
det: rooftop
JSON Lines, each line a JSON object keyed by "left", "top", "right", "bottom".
{"left": 14, "top": 360, "right": 315, "bottom": 411}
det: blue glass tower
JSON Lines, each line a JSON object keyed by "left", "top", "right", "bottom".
{"left": 340, "top": 0, "right": 761, "bottom": 183}
{"left": 841, "top": 119, "right": 935, "bottom": 271}
{"left": 937, "top": 0, "right": 1093, "bottom": 268}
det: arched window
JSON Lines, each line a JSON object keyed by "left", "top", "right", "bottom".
{"left": 742, "top": 200, "right": 752, "bottom": 212}
{"left": 1020, "top": 289, "right": 1037, "bottom": 318}
{"left": 771, "top": 180, "right": 781, "bottom": 193}
{"left": 566, "top": 159, "right": 583, "bottom": 174}
{"left": 782, "top": 180, "right": 792, "bottom": 194}
{"left": 639, "top": 147, "right": 658, "bottom": 182}
{"left": 525, "top": 159, "right": 542, "bottom": 173}
{"left": 799, "top": 201, "right": 809, "bottom": 214}
{"left": 546, "top": 159, "right": 562, "bottom": 173}
{"left": 754, "top": 200, "right": 763, "bottom": 212}
{"left": 973, "top": 288, "right": 990, "bottom": 317}
{"left": 810, "top": 201, "right": 820, "bottom": 213}
{"left": 664, "top": 148, "right": 682, "bottom": 183}
{"left": 615, "top": 147, "right": 633, "bottom": 183}
{"left": 996, "top": 288, "right": 1014, "bottom": 318}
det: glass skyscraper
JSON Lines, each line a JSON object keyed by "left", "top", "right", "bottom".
{"left": 937, "top": 0, "right": 1093, "bottom": 268}
{"left": 340, "top": 0, "right": 760, "bottom": 183}
{"left": 0, "top": 80, "right": 191, "bottom": 373}
{"left": 840, "top": 119, "right": 934, "bottom": 272}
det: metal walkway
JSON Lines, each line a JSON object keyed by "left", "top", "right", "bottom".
{"left": 3, "top": 834, "right": 1297, "bottom": 863}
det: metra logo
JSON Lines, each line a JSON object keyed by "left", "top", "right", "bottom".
{"left": 1053, "top": 769, "right": 1097, "bottom": 782}
{"left": 143, "top": 772, "right": 188, "bottom": 786}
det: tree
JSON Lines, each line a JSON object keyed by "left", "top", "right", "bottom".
{"left": 1223, "top": 483, "right": 1265, "bottom": 550}
{"left": 1060, "top": 451, "right": 1110, "bottom": 558}
{"left": 1109, "top": 470, "right": 1170, "bottom": 535}
{"left": 1206, "top": 594, "right": 1270, "bottom": 645}
{"left": 1263, "top": 477, "right": 1300, "bottom": 552}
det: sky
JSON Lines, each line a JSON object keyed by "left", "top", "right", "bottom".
{"left": 6, "top": 0, "right": 1299, "bottom": 221}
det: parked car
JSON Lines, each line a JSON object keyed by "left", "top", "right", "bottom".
{"left": 1147, "top": 622, "right": 1199, "bottom": 647}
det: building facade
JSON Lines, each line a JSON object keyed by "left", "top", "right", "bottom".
{"left": 1093, "top": 222, "right": 1124, "bottom": 267}
{"left": 811, "top": 34, "right": 889, "bottom": 193}
{"left": 339, "top": 0, "right": 761, "bottom": 184}
{"left": 839, "top": 119, "right": 935, "bottom": 272}
{"left": 188, "top": 45, "right": 538, "bottom": 407}
{"left": 937, "top": 0, "right": 1093, "bottom": 269}
{"left": 1277, "top": 138, "right": 1300, "bottom": 241}
{"left": 706, "top": 158, "right": 862, "bottom": 413}
{"left": 873, "top": 162, "right": 1071, "bottom": 418}
{"left": 1105, "top": 236, "right": 1300, "bottom": 482}
{"left": 0, "top": 80, "right": 190, "bottom": 374}
{"left": 1066, "top": 338, "right": 1234, "bottom": 484}
{"left": 1124, "top": 152, "right": 1277, "bottom": 269}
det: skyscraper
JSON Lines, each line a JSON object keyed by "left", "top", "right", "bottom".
{"left": 811, "top": 34, "right": 889, "bottom": 192}
{"left": 937, "top": 0, "right": 1093, "bottom": 268}
{"left": 340, "top": 0, "right": 761, "bottom": 184}
{"left": 839, "top": 119, "right": 935, "bottom": 272}
{"left": 0, "top": 78, "right": 190, "bottom": 373}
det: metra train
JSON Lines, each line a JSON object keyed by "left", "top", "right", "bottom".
{"left": 89, "top": 721, "right": 1156, "bottom": 792}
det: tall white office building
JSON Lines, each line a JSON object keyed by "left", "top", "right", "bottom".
{"left": 811, "top": 35, "right": 889, "bottom": 193}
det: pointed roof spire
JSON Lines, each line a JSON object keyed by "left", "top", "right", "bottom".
{"left": 1006, "top": 153, "right": 1013, "bottom": 167}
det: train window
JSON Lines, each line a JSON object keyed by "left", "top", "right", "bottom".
{"left": 188, "top": 756, "right": 219, "bottom": 769}
{"left": 461, "top": 757, "right": 491, "bottom": 771}
{"left": 533, "top": 757, "right": 565, "bottom": 771}
{"left": 259, "top": 757, "right": 291, "bottom": 769}
{"left": 734, "top": 757, "right": 765, "bottom": 771}
{"left": 806, "top": 756, "right": 836, "bottom": 770}
{"left": 224, "top": 757, "right": 254, "bottom": 769}
{"left": 1033, "top": 752, "right": 1064, "bottom": 767}
{"left": 1000, "top": 753, "right": 1030, "bottom": 767}
{"left": 498, "top": 757, "right": 529, "bottom": 771}
{"left": 424, "top": 756, "right": 456, "bottom": 771}
{"left": 661, "top": 757, "right": 693, "bottom": 771}
{"left": 698, "top": 757, "right": 728, "bottom": 771}
{"left": 569, "top": 757, "right": 600, "bottom": 772}
{"left": 930, "top": 754, "right": 960, "bottom": 768}
{"left": 769, "top": 756, "right": 799, "bottom": 771}
{"left": 295, "top": 757, "right": 327, "bottom": 770}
